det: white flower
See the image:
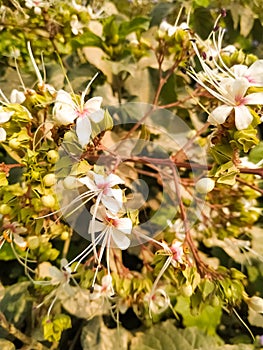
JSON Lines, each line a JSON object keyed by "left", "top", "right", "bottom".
{"left": 207, "top": 77, "right": 263, "bottom": 130}
{"left": 25, "top": 0, "right": 49, "bottom": 14}
{"left": 90, "top": 275, "right": 114, "bottom": 300}
{"left": 159, "top": 20, "right": 188, "bottom": 37}
{"left": 146, "top": 288, "right": 170, "bottom": 315}
{"left": 189, "top": 30, "right": 263, "bottom": 130}
{"left": 91, "top": 205, "right": 132, "bottom": 250}
{"left": 232, "top": 60, "right": 263, "bottom": 87}
{"left": 70, "top": 15, "right": 84, "bottom": 35}
{"left": 78, "top": 171, "right": 124, "bottom": 213}
{"left": 53, "top": 89, "right": 104, "bottom": 148}
{"left": 170, "top": 241, "right": 184, "bottom": 264}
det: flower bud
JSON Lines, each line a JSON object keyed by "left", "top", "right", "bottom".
{"left": 0, "top": 204, "right": 12, "bottom": 215}
{"left": 196, "top": 178, "right": 215, "bottom": 194}
{"left": 43, "top": 174, "right": 56, "bottom": 187}
{"left": 41, "top": 195, "right": 56, "bottom": 208}
{"left": 47, "top": 150, "right": 59, "bottom": 164}
{"left": 9, "top": 138, "right": 20, "bottom": 150}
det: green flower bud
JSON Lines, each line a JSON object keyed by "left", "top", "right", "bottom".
{"left": 47, "top": 150, "right": 59, "bottom": 164}
{"left": 60, "top": 231, "right": 69, "bottom": 240}
{"left": 41, "top": 195, "right": 56, "bottom": 208}
{"left": 0, "top": 204, "right": 12, "bottom": 215}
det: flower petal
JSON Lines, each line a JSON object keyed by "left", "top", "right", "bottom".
{"left": 0, "top": 110, "right": 13, "bottom": 123}
{"left": 232, "top": 64, "right": 248, "bottom": 78}
{"left": 101, "top": 195, "right": 122, "bottom": 213}
{"left": 84, "top": 96, "right": 103, "bottom": 114}
{"left": 208, "top": 105, "right": 233, "bottom": 125}
{"left": 107, "top": 188, "right": 123, "bottom": 207}
{"left": 89, "top": 109, "right": 104, "bottom": 123}
{"left": 10, "top": 89, "right": 26, "bottom": 104}
{"left": 0, "top": 127, "right": 6, "bottom": 142}
{"left": 111, "top": 228, "right": 130, "bottom": 249}
{"left": 244, "top": 92, "right": 263, "bottom": 105}
{"left": 53, "top": 90, "right": 76, "bottom": 125}
{"left": 89, "top": 220, "right": 106, "bottom": 233}
{"left": 106, "top": 173, "right": 125, "bottom": 187}
{"left": 234, "top": 105, "right": 253, "bottom": 130}
{"left": 246, "top": 60, "right": 263, "bottom": 86}
{"left": 78, "top": 176, "right": 97, "bottom": 191}
{"left": 76, "top": 116, "right": 92, "bottom": 148}
{"left": 115, "top": 217, "right": 132, "bottom": 235}
{"left": 231, "top": 77, "right": 249, "bottom": 99}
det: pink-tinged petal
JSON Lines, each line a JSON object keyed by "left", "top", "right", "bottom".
{"left": 231, "top": 77, "right": 249, "bottom": 99}
{"left": 246, "top": 60, "right": 263, "bottom": 86}
{"left": 0, "top": 128, "right": 6, "bottom": 142}
{"left": 234, "top": 105, "right": 253, "bottom": 130}
{"left": 76, "top": 116, "right": 92, "bottom": 148}
{"left": 93, "top": 172, "right": 106, "bottom": 187}
{"left": 209, "top": 105, "right": 233, "bottom": 125}
{"left": 111, "top": 228, "right": 130, "bottom": 249}
{"left": 106, "top": 173, "right": 125, "bottom": 187}
{"left": 84, "top": 96, "right": 103, "bottom": 114}
{"left": 0, "top": 110, "right": 13, "bottom": 123}
{"left": 115, "top": 217, "right": 132, "bottom": 235}
{"left": 101, "top": 195, "right": 122, "bottom": 213}
{"left": 232, "top": 64, "right": 248, "bottom": 78}
{"left": 78, "top": 176, "right": 97, "bottom": 191}
{"left": 244, "top": 92, "right": 263, "bottom": 105}
{"left": 89, "top": 109, "right": 104, "bottom": 123}
{"left": 101, "top": 274, "right": 112, "bottom": 287}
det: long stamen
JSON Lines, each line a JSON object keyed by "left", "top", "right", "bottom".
{"left": 90, "top": 192, "right": 103, "bottom": 261}
{"left": 67, "top": 231, "right": 104, "bottom": 271}
{"left": 27, "top": 42, "right": 43, "bottom": 87}
{"left": 91, "top": 228, "right": 109, "bottom": 288}
{"left": 80, "top": 72, "right": 100, "bottom": 109}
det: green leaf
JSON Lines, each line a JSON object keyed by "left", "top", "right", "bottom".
{"left": 232, "top": 128, "right": 259, "bottom": 153}
{"left": 248, "top": 141, "right": 263, "bottom": 163}
{"left": 42, "top": 314, "right": 72, "bottom": 343}
{"left": 71, "top": 30, "right": 102, "bottom": 49}
{"left": 0, "top": 242, "right": 16, "bottom": 261}
{"left": 0, "top": 282, "right": 32, "bottom": 327}
{"left": 81, "top": 316, "right": 130, "bottom": 350}
{"left": 150, "top": 3, "right": 174, "bottom": 27}
{"left": 119, "top": 17, "right": 149, "bottom": 37}
{"left": 174, "top": 296, "right": 222, "bottom": 335}
{"left": 131, "top": 320, "right": 223, "bottom": 350}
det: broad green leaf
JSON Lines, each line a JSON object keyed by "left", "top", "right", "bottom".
{"left": 71, "top": 30, "right": 102, "bottom": 49}
{"left": 119, "top": 17, "right": 149, "bottom": 37}
{"left": 248, "top": 141, "right": 263, "bottom": 163}
{"left": 0, "top": 282, "right": 32, "bottom": 327}
{"left": 0, "top": 242, "right": 16, "bottom": 261}
{"left": 150, "top": 3, "right": 174, "bottom": 27}
{"left": 174, "top": 296, "right": 222, "bottom": 335}
{"left": 81, "top": 316, "right": 130, "bottom": 350}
